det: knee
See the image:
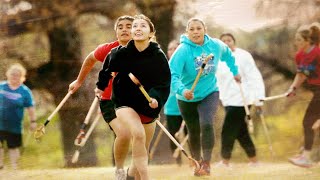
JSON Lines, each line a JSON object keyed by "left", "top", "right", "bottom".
{"left": 116, "top": 129, "right": 131, "bottom": 141}
{"left": 131, "top": 131, "right": 146, "bottom": 143}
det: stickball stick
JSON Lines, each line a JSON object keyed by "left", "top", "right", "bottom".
{"left": 149, "top": 121, "right": 167, "bottom": 160}
{"left": 129, "top": 72, "right": 200, "bottom": 170}
{"left": 34, "top": 92, "right": 72, "bottom": 140}
{"left": 174, "top": 121, "right": 186, "bottom": 139}
{"left": 190, "top": 54, "right": 214, "bottom": 92}
{"left": 156, "top": 120, "right": 200, "bottom": 170}
{"left": 128, "top": 73, "right": 151, "bottom": 103}
{"left": 258, "top": 111, "right": 275, "bottom": 159}
{"left": 237, "top": 83, "right": 254, "bottom": 134}
{"left": 74, "top": 97, "right": 99, "bottom": 146}
{"left": 173, "top": 134, "right": 189, "bottom": 158}
{"left": 260, "top": 93, "right": 288, "bottom": 102}
{"left": 72, "top": 110, "right": 100, "bottom": 163}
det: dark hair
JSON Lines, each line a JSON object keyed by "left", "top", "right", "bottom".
{"left": 133, "top": 14, "right": 155, "bottom": 33}
{"left": 133, "top": 14, "right": 156, "bottom": 42}
{"left": 220, "top": 33, "right": 236, "bottom": 44}
{"left": 186, "top": 18, "right": 206, "bottom": 31}
{"left": 114, "top": 15, "right": 134, "bottom": 31}
{"left": 297, "top": 23, "right": 320, "bottom": 45}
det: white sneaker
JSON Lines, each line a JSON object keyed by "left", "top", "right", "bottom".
{"left": 214, "top": 161, "right": 232, "bottom": 169}
{"left": 289, "top": 155, "right": 313, "bottom": 168}
{"left": 115, "top": 168, "right": 126, "bottom": 180}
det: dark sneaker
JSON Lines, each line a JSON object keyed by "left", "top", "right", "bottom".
{"left": 126, "top": 168, "right": 134, "bottom": 180}
{"left": 194, "top": 160, "right": 211, "bottom": 176}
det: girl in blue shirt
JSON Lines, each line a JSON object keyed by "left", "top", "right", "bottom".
{"left": 0, "top": 63, "right": 36, "bottom": 170}
{"left": 169, "top": 18, "right": 240, "bottom": 176}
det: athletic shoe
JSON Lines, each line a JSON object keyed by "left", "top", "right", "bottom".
{"left": 126, "top": 168, "right": 134, "bottom": 180}
{"left": 115, "top": 168, "right": 126, "bottom": 180}
{"left": 214, "top": 161, "right": 232, "bottom": 169}
{"left": 288, "top": 155, "right": 313, "bottom": 168}
{"left": 194, "top": 160, "right": 210, "bottom": 176}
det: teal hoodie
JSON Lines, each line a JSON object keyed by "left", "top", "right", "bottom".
{"left": 169, "top": 34, "right": 239, "bottom": 102}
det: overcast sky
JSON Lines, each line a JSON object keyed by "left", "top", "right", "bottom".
{"left": 194, "top": 0, "right": 282, "bottom": 31}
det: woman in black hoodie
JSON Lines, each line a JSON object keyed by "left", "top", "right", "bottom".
{"left": 95, "top": 14, "right": 170, "bottom": 180}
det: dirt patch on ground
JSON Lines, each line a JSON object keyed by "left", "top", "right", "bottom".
{"left": 0, "top": 163, "right": 319, "bottom": 180}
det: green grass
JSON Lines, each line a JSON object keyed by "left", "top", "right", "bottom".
{"left": 5, "top": 95, "right": 318, "bottom": 170}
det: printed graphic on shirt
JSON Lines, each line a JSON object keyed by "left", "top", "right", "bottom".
{"left": 0, "top": 90, "right": 22, "bottom": 100}
{"left": 297, "top": 59, "right": 318, "bottom": 78}
{"left": 194, "top": 53, "right": 214, "bottom": 75}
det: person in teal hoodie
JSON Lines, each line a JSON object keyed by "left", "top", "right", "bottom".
{"left": 169, "top": 17, "right": 241, "bottom": 176}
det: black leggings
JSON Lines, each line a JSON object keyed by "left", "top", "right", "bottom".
{"left": 303, "top": 86, "right": 320, "bottom": 150}
{"left": 221, "top": 106, "right": 256, "bottom": 160}
{"left": 166, "top": 115, "right": 186, "bottom": 163}
{"left": 178, "top": 92, "right": 219, "bottom": 162}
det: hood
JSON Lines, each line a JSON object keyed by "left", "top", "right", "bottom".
{"left": 126, "top": 40, "right": 161, "bottom": 55}
{"left": 180, "top": 34, "right": 210, "bottom": 47}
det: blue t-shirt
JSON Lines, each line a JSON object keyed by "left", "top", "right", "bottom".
{"left": 0, "top": 81, "right": 34, "bottom": 134}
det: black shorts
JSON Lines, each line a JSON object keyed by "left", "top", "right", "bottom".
{"left": 0, "top": 131, "right": 22, "bottom": 148}
{"left": 99, "top": 99, "right": 117, "bottom": 124}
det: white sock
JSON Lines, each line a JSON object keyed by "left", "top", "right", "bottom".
{"left": 302, "top": 150, "right": 311, "bottom": 159}
{"left": 9, "top": 148, "right": 20, "bottom": 170}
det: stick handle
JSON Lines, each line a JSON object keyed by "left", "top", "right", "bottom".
{"left": 237, "top": 83, "right": 250, "bottom": 117}
{"left": 173, "top": 134, "right": 189, "bottom": 158}
{"left": 174, "top": 120, "right": 185, "bottom": 138}
{"left": 156, "top": 120, "right": 185, "bottom": 151}
{"left": 260, "top": 93, "right": 287, "bottom": 102}
{"left": 190, "top": 54, "right": 213, "bottom": 92}
{"left": 149, "top": 121, "right": 166, "bottom": 159}
{"left": 237, "top": 83, "right": 254, "bottom": 133}
{"left": 77, "top": 110, "right": 100, "bottom": 147}
{"left": 138, "top": 85, "right": 152, "bottom": 103}
{"left": 47, "top": 92, "right": 72, "bottom": 121}
{"left": 259, "top": 113, "right": 275, "bottom": 158}
{"left": 83, "top": 111, "right": 100, "bottom": 142}
{"left": 83, "top": 97, "right": 99, "bottom": 125}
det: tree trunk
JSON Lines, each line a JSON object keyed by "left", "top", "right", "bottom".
{"left": 46, "top": 18, "right": 98, "bottom": 167}
{"left": 136, "top": 0, "right": 176, "bottom": 51}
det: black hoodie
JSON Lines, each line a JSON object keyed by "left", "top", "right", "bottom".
{"left": 96, "top": 40, "right": 171, "bottom": 118}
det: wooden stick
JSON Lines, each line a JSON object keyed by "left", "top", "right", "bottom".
{"left": 156, "top": 120, "right": 200, "bottom": 171}
{"left": 190, "top": 54, "right": 214, "bottom": 92}
{"left": 260, "top": 93, "right": 287, "bottom": 102}
{"left": 258, "top": 111, "right": 275, "bottom": 159}
{"left": 74, "top": 97, "right": 99, "bottom": 145}
{"left": 237, "top": 83, "right": 254, "bottom": 134}
{"left": 149, "top": 121, "right": 167, "bottom": 160}
{"left": 174, "top": 120, "right": 186, "bottom": 139}
{"left": 128, "top": 73, "right": 152, "bottom": 103}
{"left": 173, "top": 134, "right": 189, "bottom": 158}
{"left": 34, "top": 92, "right": 72, "bottom": 140}
{"left": 72, "top": 111, "right": 100, "bottom": 163}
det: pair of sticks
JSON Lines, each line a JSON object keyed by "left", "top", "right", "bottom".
{"left": 71, "top": 97, "right": 100, "bottom": 163}
{"left": 238, "top": 83, "right": 289, "bottom": 158}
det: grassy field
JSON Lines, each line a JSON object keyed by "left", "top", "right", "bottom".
{"left": 1, "top": 163, "right": 320, "bottom": 180}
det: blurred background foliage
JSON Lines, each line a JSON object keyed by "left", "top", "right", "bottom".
{"left": 0, "top": 0, "right": 320, "bottom": 169}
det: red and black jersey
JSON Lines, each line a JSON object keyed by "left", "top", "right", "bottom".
{"left": 93, "top": 41, "right": 120, "bottom": 100}
{"left": 295, "top": 46, "right": 320, "bottom": 85}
